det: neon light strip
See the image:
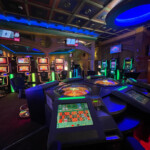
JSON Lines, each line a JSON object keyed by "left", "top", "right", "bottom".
{"left": 117, "top": 86, "right": 128, "bottom": 91}
{"left": 49, "top": 49, "right": 75, "bottom": 54}
{"left": 130, "top": 59, "right": 132, "bottom": 70}
{"left": 69, "top": 71, "right": 72, "bottom": 78}
{"left": 9, "top": 74, "right": 15, "bottom": 93}
{"left": 106, "top": 135, "right": 120, "bottom": 140}
{"left": 117, "top": 69, "right": 120, "bottom": 80}
{"left": 0, "top": 14, "right": 99, "bottom": 37}
{"left": 51, "top": 71, "right": 55, "bottom": 81}
{"left": 58, "top": 96, "right": 85, "bottom": 100}
{"left": 31, "top": 73, "right": 36, "bottom": 87}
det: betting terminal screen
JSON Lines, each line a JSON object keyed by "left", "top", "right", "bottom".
{"left": 0, "top": 66, "right": 8, "bottom": 73}
{"left": 111, "top": 61, "right": 116, "bottom": 69}
{"left": 57, "top": 103, "right": 93, "bottom": 128}
{"left": 18, "top": 66, "right": 30, "bottom": 72}
{"left": 102, "top": 62, "right": 107, "bottom": 68}
{"left": 38, "top": 58, "right": 48, "bottom": 64}
{"left": 125, "top": 61, "right": 131, "bottom": 70}
{"left": 126, "top": 90, "right": 149, "bottom": 104}
{"left": 0, "top": 57, "right": 7, "bottom": 64}
{"left": 55, "top": 65, "right": 63, "bottom": 71}
{"left": 39, "top": 65, "right": 48, "bottom": 71}
{"left": 17, "top": 58, "right": 30, "bottom": 64}
{"left": 55, "top": 58, "right": 64, "bottom": 64}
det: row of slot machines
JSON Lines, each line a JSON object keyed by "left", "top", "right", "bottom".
{"left": 0, "top": 56, "right": 67, "bottom": 93}
{"left": 97, "top": 57, "right": 137, "bottom": 80}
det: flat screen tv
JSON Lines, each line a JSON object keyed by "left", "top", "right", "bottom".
{"left": 0, "top": 57, "right": 8, "bottom": 64}
{"left": 66, "top": 38, "right": 78, "bottom": 46}
{"left": 17, "top": 57, "right": 30, "bottom": 64}
{"left": 0, "top": 66, "right": 8, "bottom": 73}
{"left": 37, "top": 57, "right": 49, "bottom": 64}
{"left": 110, "top": 44, "right": 121, "bottom": 54}
{"left": 18, "top": 66, "right": 30, "bottom": 72}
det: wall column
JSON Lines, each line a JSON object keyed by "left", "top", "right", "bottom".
{"left": 90, "top": 42, "right": 95, "bottom": 71}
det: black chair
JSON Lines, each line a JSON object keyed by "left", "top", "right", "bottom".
{"left": 10, "top": 77, "right": 28, "bottom": 98}
{"left": 61, "top": 71, "right": 67, "bottom": 80}
{"left": 40, "top": 72, "right": 49, "bottom": 82}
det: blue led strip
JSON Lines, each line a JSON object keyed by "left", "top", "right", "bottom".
{"left": 115, "top": 4, "right": 150, "bottom": 26}
{"left": 49, "top": 49, "right": 75, "bottom": 54}
{"left": 0, "top": 44, "right": 45, "bottom": 55}
{"left": 0, "top": 14, "right": 99, "bottom": 37}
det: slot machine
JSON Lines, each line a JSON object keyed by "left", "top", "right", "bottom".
{"left": 109, "top": 58, "right": 120, "bottom": 80}
{"left": 123, "top": 57, "right": 133, "bottom": 73}
{"left": 55, "top": 58, "right": 64, "bottom": 80}
{"left": 37, "top": 57, "right": 50, "bottom": 83}
{"left": 0, "top": 57, "right": 9, "bottom": 96}
{"left": 100, "top": 60, "right": 108, "bottom": 76}
{"left": 16, "top": 57, "right": 31, "bottom": 82}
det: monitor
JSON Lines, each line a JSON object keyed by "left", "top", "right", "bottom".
{"left": 111, "top": 61, "right": 116, "bottom": 69}
{"left": 55, "top": 58, "right": 64, "bottom": 64}
{"left": 0, "top": 57, "right": 8, "bottom": 64}
{"left": 38, "top": 65, "right": 49, "bottom": 72}
{"left": 110, "top": 44, "right": 121, "bottom": 54}
{"left": 18, "top": 66, "right": 30, "bottom": 72}
{"left": 57, "top": 103, "right": 93, "bottom": 128}
{"left": 126, "top": 90, "right": 149, "bottom": 104}
{"left": 66, "top": 38, "right": 78, "bottom": 46}
{"left": 0, "top": 66, "right": 8, "bottom": 73}
{"left": 102, "top": 61, "right": 107, "bottom": 68}
{"left": 0, "top": 29, "right": 20, "bottom": 41}
{"left": 125, "top": 60, "right": 131, "bottom": 69}
{"left": 17, "top": 57, "right": 30, "bottom": 64}
{"left": 55, "top": 65, "right": 63, "bottom": 71}
{"left": 37, "top": 57, "right": 49, "bottom": 64}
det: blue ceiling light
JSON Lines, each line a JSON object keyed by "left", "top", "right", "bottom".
{"left": 49, "top": 49, "right": 75, "bottom": 54}
{"left": 0, "top": 14, "right": 99, "bottom": 37}
{"left": 32, "top": 48, "right": 41, "bottom": 52}
{"left": 115, "top": 4, "right": 150, "bottom": 27}
{"left": 0, "top": 44, "right": 16, "bottom": 53}
{"left": 106, "top": 0, "right": 150, "bottom": 29}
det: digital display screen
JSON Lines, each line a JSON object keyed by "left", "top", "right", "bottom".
{"left": 0, "top": 57, "right": 7, "bottom": 64}
{"left": 0, "top": 66, "right": 8, "bottom": 73}
{"left": 110, "top": 44, "right": 121, "bottom": 54}
{"left": 66, "top": 38, "right": 78, "bottom": 46}
{"left": 55, "top": 58, "right": 64, "bottom": 64}
{"left": 55, "top": 65, "right": 63, "bottom": 71}
{"left": 126, "top": 90, "right": 149, "bottom": 104}
{"left": 0, "top": 29, "right": 20, "bottom": 41}
{"left": 17, "top": 58, "right": 30, "bottom": 64}
{"left": 102, "top": 62, "right": 107, "bottom": 68}
{"left": 125, "top": 60, "right": 131, "bottom": 69}
{"left": 57, "top": 103, "right": 93, "bottom": 128}
{"left": 39, "top": 65, "right": 49, "bottom": 71}
{"left": 111, "top": 61, "right": 116, "bottom": 69}
{"left": 18, "top": 66, "right": 30, "bottom": 72}
{"left": 38, "top": 58, "right": 48, "bottom": 64}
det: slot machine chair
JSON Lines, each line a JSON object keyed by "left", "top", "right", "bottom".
{"left": 61, "top": 70, "right": 67, "bottom": 80}
{"left": 40, "top": 72, "right": 49, "bottom": 83}
{"left": 10, "top": 77, "right": 28, "bottom": 98}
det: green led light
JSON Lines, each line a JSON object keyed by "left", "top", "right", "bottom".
{"left": 69, "top": 71, "right": 72, "bottom": 78}
{"left": 130, "top": 59, "right": 133, "bottom": 70}
{"left": 117, "top": 69, "right": 120, "bottom": 80}
{"left": 9, "top": 74, "right": 15, "bottom": 93}
{"left": 31, "top": 73, "right": 36, "bottom": 87}
{"left": 93, "top": 100, "right": 99, "bottom": 103}
{"left": 58, "top": 96, "right": 85, "bottom": 100}
{"left": 118, "top": 86, "right": 128, "bottom": 91}
{"left": 52, "top": 71, "right": 55, "bottom": 81}
{"left": 131, "top": 78, "right": 137, "bottom": 82}
{"left": 123, "top": 59, "right": 125, "bottom": 69}
{"left": 46, "top": 81, "right": 54, "bottom": 83}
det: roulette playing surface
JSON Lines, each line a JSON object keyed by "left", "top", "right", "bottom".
{"left": 94, "top": 79, "right": 119, "bottom": 86}
{"left": 56, "top": 84, "right": 91, "bottom": 97}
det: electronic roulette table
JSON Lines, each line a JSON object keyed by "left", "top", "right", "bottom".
{"left": 55, "top": 84, "right": 91, "bottom": 97}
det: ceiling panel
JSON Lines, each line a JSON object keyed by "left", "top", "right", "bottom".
{"left": 52, "top": 12, "right": 69, "bottom": 24}
{"left": 71, "top": 17, "right": 88, "bottom": 27}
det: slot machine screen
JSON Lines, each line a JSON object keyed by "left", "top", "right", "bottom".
{"left": 110, "top": 44, "right": 121, "bottom": 54}
{"left": 38, "top": 58, "right": 48, "bottom": 64}
{"left": 111, "top": 61, "right": 116, "bottom": 69}
{"left": 0, "top": 66, "right": 8, "bottom": 73}
{"left": 55, "top": 65, "right": 63, "bottom": 71}
{"left": 57, "top": 103, "right": 93, "bottom": 128}
{"left": 125, "top": 60, "right": 131, "bottom": 69}
{"left": 102, "top": 62, "right": 107, "bottom": 68}
{"left": 126, "top": 90, "right": 149, "bottom": 104}
{"left": 0, "top": 57, "right": 7, "bottom": 64}
{"left": 17, "top": 58, "right": 30, "bottom": 64}
{"left": 55, "top": 58, "right": 64, "bottom": 64}
{"left": 18, "top": 66, "right": 30, "bottom": 72}
{"left": 38, "top": 65, "right": 49, "bottom": 71}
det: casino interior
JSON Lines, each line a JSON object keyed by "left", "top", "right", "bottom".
{"left": 0, "top": 0, "right": 150, "bottom": 150}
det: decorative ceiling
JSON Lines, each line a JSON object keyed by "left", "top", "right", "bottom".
{"left": 0, "top": 0, "right": 150, "bottom": 42}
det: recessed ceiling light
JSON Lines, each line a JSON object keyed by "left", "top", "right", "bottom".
{"left": 85, "top": 9, "right": 91, "bottom": 15}
{"left": 76, "top": 20, "right": 81, "bottom": 24}
{"left": 64, "top": 1, "right": 71, "bottom": 8}
{"left": 18, "top": 5, "right": 23, "bottom": 10}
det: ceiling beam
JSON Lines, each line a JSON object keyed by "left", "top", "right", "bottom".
{"left": 86, "top": 0, "right": 103, "bottom": 9}
{"left": 24, "top": 0, "right": 30, "bottom": 19}
{"left": 28, "top": 2, "right": 50, "bottom": 10}
{"left": 49, "top": 0, "right": 57, "bottom": 20}
{"left": 66, "top": 0, "right": 86, "bottom": 24}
